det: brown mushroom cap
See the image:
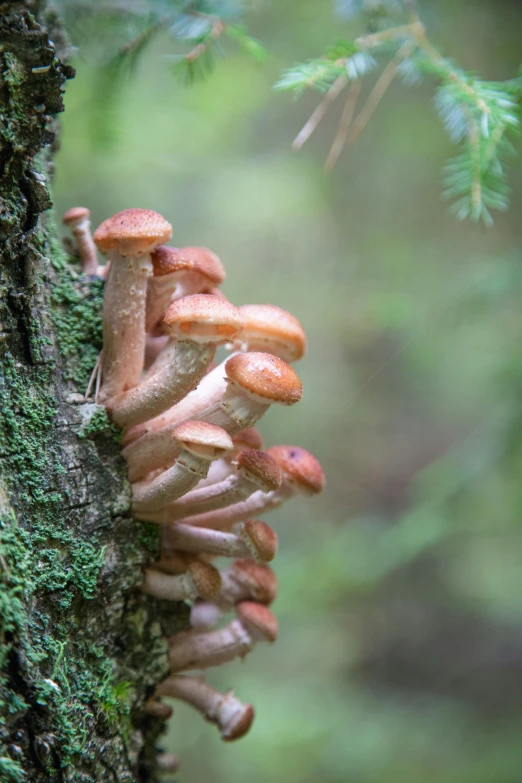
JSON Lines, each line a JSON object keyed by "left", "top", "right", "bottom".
{"left": 63, "top": 206, "right": 90, "bottom": 224}
{"left": 225, "top": 352, "right": 302, "bottom": 406}
{"left": 163, "top": 294, "right": 244, "bottom": 344}
{"left": 266, "top": 445, "right": 326, "bottom": 495}
{"left": 236, "top": 601, "right": 278, "bottom": 642}
{"left": 151, "top": 245, "right": 225, "bottom": 285}
{"left": 222, "top": 703, "right": 255, "bottom": 742}
{"left": 231, "top": 558, "right": 279, "bottom": 603}
{"left": 232, "top": 428, "right": 264, "bottom": 452}
{"left": 236, "top": 304, "right": 307, "bottom": 362}
{"left": 93, "top": 208, "right": 172, "bottom": 256}
{"left": 188, "top": 561, "right": 221, "bottom": 600}
{"left": 242, "top": 521, "right": 278, "bottom": 563}
{"left": 173, "top": 420, "right": 233, "bottom": 460}
{"left": 235, "top": 449, "right": 282, "bottom": 493}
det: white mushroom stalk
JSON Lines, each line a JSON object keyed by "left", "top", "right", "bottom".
{"left": 155, "top": 676, "right": 255, "bottom": 741}
{"left": 93, "top": 209, "right": 172, "bottom": 401}
{"left": 160, "top": 520, "right": 278, "bottom": 563}
{"left": 122, "top": 353, "right": 302, "bottom": 482}
{"left": 62, "top": 206, "right": 100, "bottom": 276}
{"left": 105, "top": 294, "right": 243, "bottom": 429}
{"left": 168, "top": 601, "right": 278, "bottom": 672}
{"left": 159, "top": 449, "right": 282, "bottom": 521}
{"left": 131, "top": 421, "right": 232, "bottom": 513}
{"left": 140, "top": 562, "right": 221, "bottom": 602}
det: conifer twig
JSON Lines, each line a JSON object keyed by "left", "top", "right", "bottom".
{"left": 292, "top": 75, "right": 348, "bottom": 150}
{"left": 325, "top": 80, "right": 361, "bottom": 171}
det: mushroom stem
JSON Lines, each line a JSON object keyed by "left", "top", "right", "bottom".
{"left": 140, "top": 562, "right": 221, "bottom": 601}
{"left": 132, "top": 450, "right": 211, "bottom": 513}
{"left": 161, "top": 520, "right": 278, "bottom": 562}
{"left": 156, "top": 676, "right": 254, "bottom": 741}
{"left": 106, "top": 341, "right": 215, "bottom": 429}
{"left": 62, "top": 207, "right": 99, "bottom": 275}
{"left": 161, "top": 472, "right": 261, "bottom": 521}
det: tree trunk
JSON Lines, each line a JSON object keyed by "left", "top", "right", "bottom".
{"left": 0, "top": 4, "right": 187, "bottom": 780}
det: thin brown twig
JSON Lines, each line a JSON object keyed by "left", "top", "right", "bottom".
{"left": 292, "top": 75, "right": 348, "bottom": 150}
{"left": 346, "top": 41, "right": 414, "bottom": 146}
{"left": 185, "top": 19, "right": 225, "bottom": 63}
{"left": 324, "top": 80, "right": 361, "bottom": 172}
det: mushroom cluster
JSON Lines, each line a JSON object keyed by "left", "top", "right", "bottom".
{"left": 64, "top": 207, "right": 325, "bottom": 760}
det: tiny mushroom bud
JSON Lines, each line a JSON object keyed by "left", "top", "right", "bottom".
{"left": 168, "top": 601, "right": 278, "bottom": 672}
{"left": 156, "top": 676, "right": 254, "bottom": 741}
{"left": 220, "top": 559, "right": 279, "bottom": 606}
{"left": 140, "top": 561, "right": 221, "bottom": 601}
{"left": 159, "top": 449, "right": 282, "bottom": 522}
{"left": 62, "top": 206, "right": 99, "bottom": 276}
{"left": 160, "top": 519, "right": 278, "bottom": 562}
{"left": 231, "top": 304, "right": 307, "bottom": 362}
{"left": 143, "top": 699, "right": 173, "bottom": 720}
{"left": 93, "top": 208, "right": 172, "bottom": 401}
{"left": 123, "top": 353, "right": 302, "bottom": 481}
{"left": 105, "top": 295, "right": 243, "bottom": 429}
{"left": 170, "top": 446, "right": 325, "bottom": 530}
{"left": 146, "top": 246, "right": 226, "bottom": 333}
{"left": 132, "top": 421, "right": 233, "bottom": 513}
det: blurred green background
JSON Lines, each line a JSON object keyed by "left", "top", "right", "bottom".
{"left": 54, "top": 1, "right": 522, "bottom": 780}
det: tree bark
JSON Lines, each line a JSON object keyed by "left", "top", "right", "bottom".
{"left": 0, "top": 3, "right": 187, "bottom": 780}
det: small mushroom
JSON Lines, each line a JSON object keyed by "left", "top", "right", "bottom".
{"left": 140, "top": 561, "right": 221, "bottom": 601}
{"left": 196, "top": 428, "right": 264, "bottom": 489}
{"left": 168, "top": 601, "right": 278, "bottom": 671}
{"left": 230, "top": 304, "right": 306, "bottom": 362}
{"left": 123, "top": 353, "right": 302, "bottom": 481}
{"left": 62, "top": 206, "right": 100, "bottom": 276}
{"left": 131, "top": 421, "right": 232, "bottom": 513}
{"left": 155, "top": 676, "right": 254, "bottom": 741}
{"left": 93, "top": 208, "right": 172, "bottom": 401}
{"left": 159, "top": 520, "right": 278, "bottom": 562}
{"left": 146, "top": 245, "right": 225, "bottom": 333}
{"left": 105, "top": 295, "right": 243, "bottom": 429}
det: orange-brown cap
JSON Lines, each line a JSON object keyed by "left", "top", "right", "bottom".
{"left": 235, "top": 304, "right": 306, "bottom": 362}
{"left": 225, "top": 352, "right": 302, "bottom": 406}
{"left": 235, "top": 450, "right": 282, "bottom": 493}
{"left": 151, "top": 245, "right": 225, "bottom": 285}
{"left": 93, "top": 208, "right": 172, "bottom": 256}
{"left": 221, "top": 702, "right": 255, "bottom": 742}
{"left": 232, "top": 428, "right": 264, "bottom": 452}
{"left": 266, "top": 445, "right": 325, "bottom": 495}
{"left": 63, "top": 206, "right": 90, "bottom": 225}
{"left": 163, "top": 294, "right": 244, "bottom": 344}
{"left": 230, "top": 558, "right": 279, "bottom": 603}
{"left": 173, "top": 421, "right": 233, "bottom": 460}
{"left": 236, "top": 601, "right": 278, "bottom": 642}
{"left": 188, "top": 561, "right": 221, "bottom": 600}
{"left": 241, "top": 521, "right": 278, "bottom": 563}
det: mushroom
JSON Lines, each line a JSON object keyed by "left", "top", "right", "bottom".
{"left": 93, "top": 208, "right": 172, "bottom": 401}
{"left": 230, "top": 304, "right": 306, "bottom": 362}
{"left": 159, "top": 520, "right": 278, "bottom": 562}
{"left": 140, "top": 561, "right": 221, "bottom": 601}
{"left": 146, "top": 245, "right": 225, "bottom": 334}
{"left": 168, "top": 601, "right": 278, "bottom": 672}
{"left": 62, "top": 206, "right": 100, "bottom": 276}
{"left": 105, "top": 295, "right": 243, "bottom": 429}
{"left": 131, "top": 421, "right": 232, "bottom": 513}
{"left": 155, "top": 676, "right": 254, "bottom": 741}
{"left": 157, "top": 449, "right": 282, "bottom": 522}
{"left": 123, "top": 353, "right": 302, "bottom": 481}
{"left": 163, "top": 445, "right": 325, "bottom": 529}
{"left": 196, "top": 428, "right": 264, "bottom": 489}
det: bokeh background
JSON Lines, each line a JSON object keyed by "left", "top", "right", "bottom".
{"left": 54, "top": 1, "right": 522, "bottom": 780}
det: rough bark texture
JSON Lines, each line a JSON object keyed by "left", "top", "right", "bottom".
{"left": 0, "top": 3, "right": 187, "bottom": 780}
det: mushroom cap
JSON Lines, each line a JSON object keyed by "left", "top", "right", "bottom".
{"left": 230, "top": 558, "right": 279, "bottom": 602}
{"left": 188, "top": 561, "right": 221, "bottom": 601}
{"left": 241, "top": 521, "right": 278, "bottom": 563}
{"left": 225, "top": 352, "right": 302, "bottom": 406}
{"left": 266, "top": 445, "right": 326, "bottom": 496}
{"left": 163, "top": 294, "right": 244, "bottom": 344}
{"left": 232, "top": 428, "right": 264, "bottom": 452}
{"left": 236, "top": 601, "right": 278, "bottom": 642}
{"left": 221, "top": 702, "right": 255, "bottom": 742}
{"left": 93, "top": 208, "right": 172, "bottom": 256}
{"left": 62, "top": 206, "right": 90, "bottom": 224}
{"left": 173, "top": 421, "right": 233, "bottom": 460}
{"left": 235, "top": 449, "right": 282, "bottom": 493}
{"left": 151, "top": 245, "right": 225, "bottom": 285}
{"left": 235, "top": 304, "right": 306, "bottom": 362}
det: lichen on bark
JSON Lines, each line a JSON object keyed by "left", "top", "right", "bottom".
{"left": 0, "top": 3, "right": 186, "bottom": 781}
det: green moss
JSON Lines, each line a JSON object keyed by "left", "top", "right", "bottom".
{"left": 77, "top": 405, "right": 122, "bottom": 444}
